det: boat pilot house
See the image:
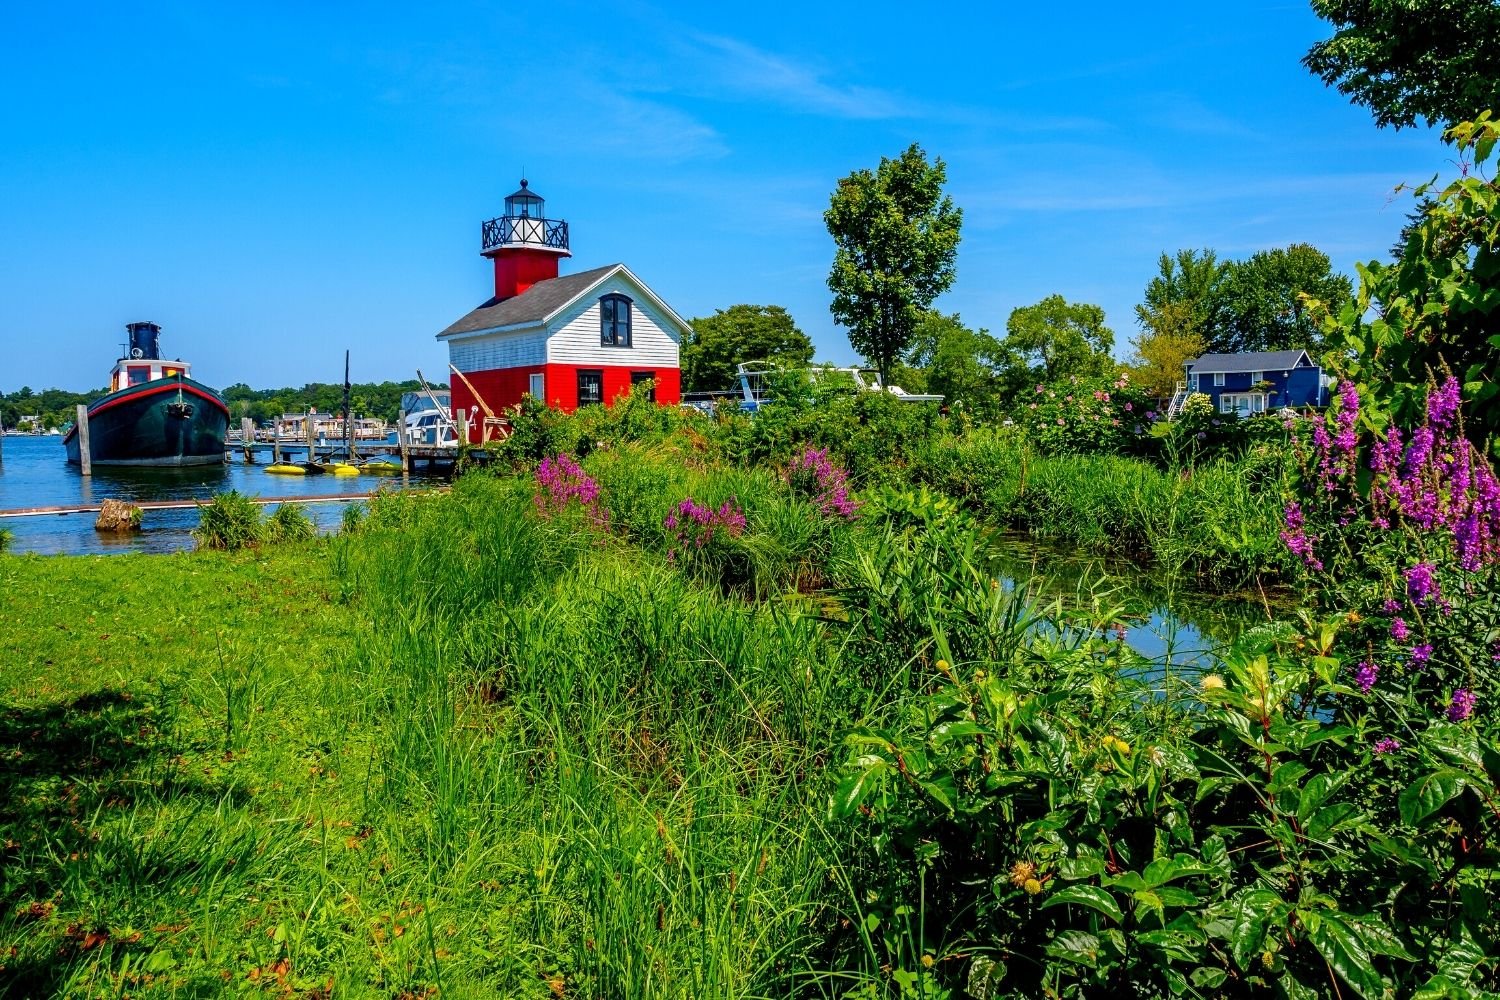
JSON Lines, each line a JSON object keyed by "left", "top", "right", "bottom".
{"left": 1183, "top": 350, "right": 1327, "bottom": 418}
{"left": 436, "top": 180, "right": 689, "bottom": 441}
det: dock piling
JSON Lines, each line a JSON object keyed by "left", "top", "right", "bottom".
{"left": 241, "top": 417, "right": 256, "bottom": 463}
{"left": 76, "top": 404, "right": 92, "bottom": 476}
{"left": 305, "top": 410, "right": 316, "bottom": 464}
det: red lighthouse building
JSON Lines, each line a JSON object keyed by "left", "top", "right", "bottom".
{"left": 437, "top": 180, "right": 687, "bottom": 437}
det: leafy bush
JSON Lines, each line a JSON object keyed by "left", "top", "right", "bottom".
{"left": 265, "top": 502, "right": 316, "bottom": 543}
{"left": 0, "top": 528, "right": 10, "bottom": 553}
{"left": 193, "top": 491, "right": 264, "bottom": 550}
{"left": 1013, "top": 373, "right": 1155, "bottom": 456}
{"left": 834, "top": 614, "right": 1500, "bottom": 999}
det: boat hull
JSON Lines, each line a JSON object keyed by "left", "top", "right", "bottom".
{"left": 64, "top": 378, "right": 230, "bottom": 467}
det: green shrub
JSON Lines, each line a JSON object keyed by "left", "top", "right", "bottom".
{"left": 193, "top": 491, "right": 264, "bottom": 550}
{"left": 0, "top": 528, "right": 11, "bottom": 553}
{"left": 1013, "top": 373, "right": 1156, "bottom": 456}
{"left": 265, "top": 503, "right": 316, "bottom": 544}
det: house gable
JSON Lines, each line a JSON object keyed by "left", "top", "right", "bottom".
{"left": 544, "top": 269, "right": 684, "bottom": 368}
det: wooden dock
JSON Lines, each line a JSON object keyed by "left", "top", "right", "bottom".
{"left": 0, "top": 490, "right": 447, "bottom": 520}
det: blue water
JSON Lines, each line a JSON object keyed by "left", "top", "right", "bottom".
{"left": 0, "top": 434, "right": 444, "bottom": 555}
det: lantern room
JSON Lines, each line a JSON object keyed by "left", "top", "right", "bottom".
{"left": 480, "top": 178, "right": 571, "bottom": 300}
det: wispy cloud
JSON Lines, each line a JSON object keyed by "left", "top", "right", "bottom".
{"left": 682, "top": 32, "right": 916, "bottom": 120}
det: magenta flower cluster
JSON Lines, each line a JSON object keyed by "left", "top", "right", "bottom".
{"left": 1280, "top": 501, "right": 1322, "bottom": 571}
{"left": 1372, "top": 737, "right": 1402, "bottom": 755}
{"left": 664, "top": 495, "right": 746, "bottom": 563}
{"left": 534, "top": 453, "right": 607, "bottom": 526}
{"left": 788, "top": 447, "right": 860, "bottom": 520}
{"left": 1448, "top": 688, "right": 1477, "bottom": 722}
{"left": 1368, "top": 377, "right": 1500, "bottom": 570}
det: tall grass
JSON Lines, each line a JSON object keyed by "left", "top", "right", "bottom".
{"left": 914, "top": 431, "right": 1290, "bottom": 586}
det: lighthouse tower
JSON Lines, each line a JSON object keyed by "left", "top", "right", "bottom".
{"left": 482, "top": 179, "right": 571, "bottom": 300}
{"left": 438, "top": 177, "right": 689, "bottom": 432}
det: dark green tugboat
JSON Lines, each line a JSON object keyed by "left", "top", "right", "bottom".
{"left": 63, "top": 322, "right": 230, "bottom": 467}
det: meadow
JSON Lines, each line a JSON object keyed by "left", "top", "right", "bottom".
{"left": 0, "top": 384, "right": 1495, "bottom": 998}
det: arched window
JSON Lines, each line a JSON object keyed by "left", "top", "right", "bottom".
{"left": 600, "top": 294, "right": 632, "bottom": 347}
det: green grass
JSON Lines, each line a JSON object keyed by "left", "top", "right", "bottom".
{"left": 0, "top": 438, "right": 1272, "bottom": 998}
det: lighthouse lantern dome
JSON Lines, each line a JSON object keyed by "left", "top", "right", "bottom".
{"left": 505, "top": 179, "right": 545, "bottom": 219}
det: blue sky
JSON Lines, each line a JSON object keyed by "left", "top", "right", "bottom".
{"left": 0, "top": 1, "right": 1445, "bottom": 391}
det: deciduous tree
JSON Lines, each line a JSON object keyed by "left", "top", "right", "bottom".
{"left": 1219, "top": 243, "right": 1353, "bottom": 353}
{"left": 1001, "top": 295, "right": 1116, "bottom": 385}
{"left": 1135, "top": 249, "right": 1230, "bottom": 350}
{"left": 1304, "top": 0, "right": 1500, "bottom": 129}
{"left": 906, "top": 312, "right": 1006, "bottom": 417}
{"left": 825, "top": 144, "right": 962, "bottom": 387}
{"left": 1129, "top": 301, "right": 1205, "bottom": 400}
{"left": 682, "top": 305, "right": 813, "bottom": 393}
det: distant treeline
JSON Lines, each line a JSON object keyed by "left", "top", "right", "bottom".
{"left": 1, "top": 380, "right": 424, "bottom": 431}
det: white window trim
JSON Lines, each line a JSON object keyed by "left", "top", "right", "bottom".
{"left": 1219, "top": 392, "right": 1268, "bottom": 415}
{"left": 1213, "top": 372, "right": 1225, "bottom": 387}
{"left": 529, "top": 371, "right": 545, "bottom": 399}
{"left": 1250, "top": 371, "right": 1263, "bottom": 383}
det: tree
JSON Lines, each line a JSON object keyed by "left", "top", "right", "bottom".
{"left": 1219, "top": 244, "right": 1353, "bottom": 353}
{"left": 1001, "top": 295, "right": 1116, "bottom": 386}
{"left": 825, "top": 143, "right": 962, "bottom": 386}
{"left": 1317, "top": 115, "right": 1500, "bottom": 451}
{"left": 906, "top": 312, "right": 1006, "bottom": 417}
{"left": 1129, "top": 301, "right": 1205, "bottom": 400}
{"left": 682, "top": 305, "right": 813, "bottom": 392}
{"left": 1135, "top": 250, "right": 1230, "bottom": 350}
{"left": 1303, "top": 0, "right": 1500, "bottom": 130}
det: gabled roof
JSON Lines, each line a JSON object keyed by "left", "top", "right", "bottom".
{"left": 435, "top": 263, "right": 692, "bottom": 341}
{"left": 1186, "top": 350, "right": 1313, "bottom": 374}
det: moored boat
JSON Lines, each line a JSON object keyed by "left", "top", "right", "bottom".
{"left": 63, "top": 322, "right": 230, "bottom": 468}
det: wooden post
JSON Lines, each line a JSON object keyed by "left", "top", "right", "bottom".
{"left": 272, "top": 431, "right": 281, "bottom": 465}
{"left": 398, "top": 422, "right": 409, "bottom": 472}
{"left": 76, "top": 404, "right": 92, "bottom": 476}
{"left": 305, "top": 410, "right": 316, "bottom": 464}
{"left": 240, "top": 417, "right": 255, "bottom": 463}
{"left": 456, "top": 408, "right": 468, "bottom": 447}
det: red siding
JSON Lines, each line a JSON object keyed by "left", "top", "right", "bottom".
{"left": 449, "top": 362, "right": 681, "bottom": 442}
{"left": 490, "top": 249, "right": 561, "bottom": 299}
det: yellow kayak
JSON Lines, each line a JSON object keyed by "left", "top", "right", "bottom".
{"left": 266, "top": 463, "right": 309, "bottom": 475}
{"left": 362, "top": 458, "right": 404, "bottom": 474}
{"left": 323, "top": 463, "right": 361, "bottom": 477}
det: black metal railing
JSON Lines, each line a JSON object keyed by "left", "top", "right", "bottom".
{"left": 481, "top": 215, "right": 569, "bottom": 253}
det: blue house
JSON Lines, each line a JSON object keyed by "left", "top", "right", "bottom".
{"left": 1172, "top": 349, "right": 1328, "bottom": 419}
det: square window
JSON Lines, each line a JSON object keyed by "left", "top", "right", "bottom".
{"left": 630, "top": 371, "right": 656, "bottom": 403}
{"left": 1213, "top": 372, "right": 1225, "bottom": 387}
{"left": 1250, "top": 371, "right": 1262, "bottom": 383}
{"left": 576, "top": 369, "right": 603, "bottom": 407}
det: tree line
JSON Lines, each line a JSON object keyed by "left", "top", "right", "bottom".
{"left": 1, "top": 380, "right": 424, "bottom": 432}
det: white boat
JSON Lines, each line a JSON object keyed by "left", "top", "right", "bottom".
{"left": 682, "top": 362, "right": 944, "bottom": 413}
{"left": 400, "top": 390, "right": 459, "bottom": 446}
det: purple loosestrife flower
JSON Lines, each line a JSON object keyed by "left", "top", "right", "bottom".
{"left": 1280, "top": 501, "right": 1323, "bottom": 570}
{"left": 1410, "top": 643, "right": 1434, "bottom": 665}
{"left": 1405, "top": 563, "right": 1439, "bottom": 604}
{"left": 1382, "top": 598, "right": 1402, "bottom": 614}
{"left": 1428, "top": 376, "right": 1461, "bottom": 429}
{"left": 1448, "top": 688, "right": 1477, "bottom": 722}
{"left": 1390, "top": 617, "right": 1410, "bottom": 642}
{"left": 1373, "top": 737, "right": 1402, "bottom": 755}
{"left": 1353, "top": 661, "right": 1379, "bottom": 693}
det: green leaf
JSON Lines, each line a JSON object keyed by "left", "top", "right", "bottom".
{"left": 1399, "top": 769, "right": 1469, "bottom": 826}
{"left": 1229, "top": 888, "right": 1284, "bottom": 969}
{"left": 831, "top": 759, "right": 892, "bottom": 818}
{"left": 1055, "top": 856, "right": 1106, "bottom": 881}
{"left": 1040, "top": 885, "right": 1123, "bottom": 923}
{"left": 1307, "top": 912, "right": 1387, "bottom": 1000}
{"left": 1044, "top": 929, "right": 1102, "bottom": 967}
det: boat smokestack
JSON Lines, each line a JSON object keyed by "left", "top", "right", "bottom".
{"left": 126, "top": 322, "right": 161, "bottom": 361}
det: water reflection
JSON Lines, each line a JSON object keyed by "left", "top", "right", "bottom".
{"left": 989, "top": 534, "right": 1278, "bottom": 672}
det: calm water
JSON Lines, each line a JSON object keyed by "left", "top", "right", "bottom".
{"left": 0, "top": 434, "right": 445, "bottom": 555}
